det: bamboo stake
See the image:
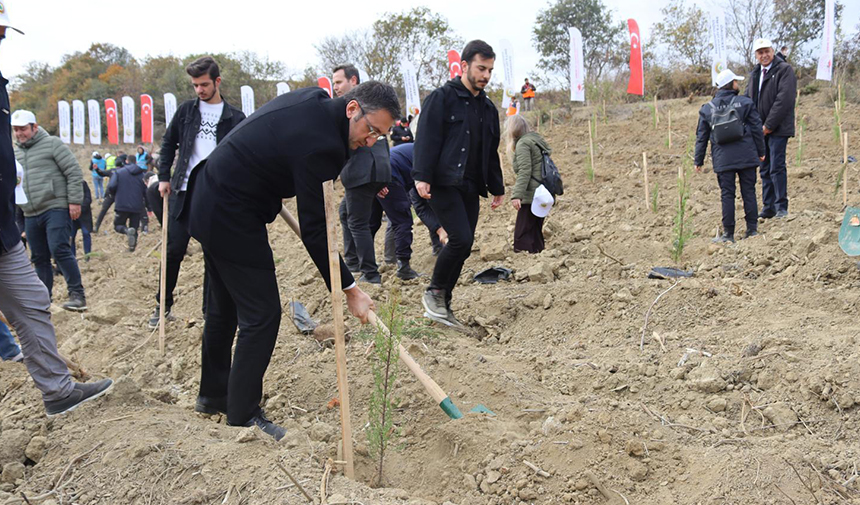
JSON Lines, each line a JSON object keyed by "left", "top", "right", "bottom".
{"left": 836, "top": 101, "right": 843, "bottom": 147}
{"left": 549, "top": 110, "right": 553, "bottom": 131}
{"left": 794, "top": 90, "right": 799, "bottom": 132}
{"left": 321, "top": 180, "right": 355, "bottom": 480}
{"left": 588, "top": 117, "right": 596, "bottom": 179}
{"left": 654, "top": 95, "right": 659, "bottom": 127}
{"left": 158, "top": 195, "right": 168, "bottom": 355}
{"left": 643, "top": 152, "right": 650, "bottom": 211}
{"left": 667, "top": 109, "right": 672, "bottom": 149}
{"left": 844, "top": 132, "right": 849, "bottom": 208}
{"left": 602, "top": 99, "right": 606, "bottom": 120}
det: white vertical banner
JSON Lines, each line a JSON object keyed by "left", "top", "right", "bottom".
{"left": 276, "top": 82, "right": 290, "bottom": 96}
{"left": 240, "top": 85, "right": 255, "bottom": 116}
{"left": 72, "top": 100, "right": 85, "bottom": 145}
{"left": 57, "top": 101, "right": 71, "bottom": 144}
{"left": 163, "top": 93, "right": 177, "bottom": 128}
{"left": 358, "top": 67, "right": 370, "bottom": 84}
{"left": 569, "top": 27, "right": 586, "bottom": 102}
{"left": 498, "top": 39, "right": 515, "bottom": 109}
{"left": 400, "top": 59, "right": 421, "bottom": 120}
{"left": 121, "top": 95, "right": 135, "bottom": 144}
{"left": 816, "top": 0, "right": 835, "bottom": 81}
{"left": 709, "top": 11, "right": 728, "bottom": 86}
{"left": 87, "top": 100, "right": 101, "bottom": 145}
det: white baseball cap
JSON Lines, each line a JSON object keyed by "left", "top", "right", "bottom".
{"left": 753, "top": 38, "right": 773, "bottom": 52}
{"left": 92, "top": 151, "right": 100, "bottom": 157}
{"left": 0, "top": 2, "right": 25, "bottom": 35}
{"left": 715, "top": 69, "right": 745, "bottom": 88}
{"left": 10, "top": 109, "right": 35, "bottom": 126}
{"left": 531, "top": 184, "right": 554, "bottom": 218}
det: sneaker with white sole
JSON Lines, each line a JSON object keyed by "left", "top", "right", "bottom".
{"left": 44, "top": 378, "right": 113, "bottom": 416}
{"left": 422, "top": 289, "right": 447, "bottom": 319}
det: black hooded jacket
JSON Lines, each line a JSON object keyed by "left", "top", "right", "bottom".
{"left": 108, "top": 163, "right": 147, "bottom": 214}
{"left": 695, "top": 89, "right": 766, "bottom": 172}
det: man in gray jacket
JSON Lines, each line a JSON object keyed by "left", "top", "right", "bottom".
{"left": 12, "top": 110, "right": 87, "bottom": 311}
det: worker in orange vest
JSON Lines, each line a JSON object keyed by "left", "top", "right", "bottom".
{"left": 521, "top": 78, "right": 536, "bottom": 111}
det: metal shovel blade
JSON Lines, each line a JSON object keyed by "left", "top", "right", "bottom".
{"left": 839, "top": 207, "right": 860, "bottom": 256}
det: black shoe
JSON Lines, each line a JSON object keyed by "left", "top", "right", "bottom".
{"left": 148, "top": 306, "right": 175, "bottom": 329}
{"left": 62, "top": 293, "right": 88, "bottom": 312}
{"left": 231, "top": 410, "right": 286, "bottom": 441}
{"left": 444, "top": 309, "right": 466, "bottom": 329}
{"left": 45, "top": 379, "right": 113, "bottom": 416}
{"left": 358, "top": 272, "right": 382, "bottom": 285}
{"left": 127, "top": 227, "right": 137, "bottom": 252}
{"left": 422, "top": 289, "right": 448, "bottom": 319}
{"left": 711, "top": 233, "right": 735, "bottom": 244}
{"left": 775, "top": 210, "right": 788, "bottom": 219}
{"left": 195, "top": 395, "right": 227, "bottom": 415}
{"left": 395, "top": 260, "right": 420, "bottom": 280}
{"left": 758, "top": 210, "right": 776, "bottom": 219}
{"left": 743, "top": 230, "right": 759, "bottom": 239}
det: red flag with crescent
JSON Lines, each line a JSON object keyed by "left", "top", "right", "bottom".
{"left": 140, "top": 94, "right": 154, "bottom": 143}
{"left": 627, "top": 19, "right": 644, "bottom": 96}
{"left": 105, "top": 98, "right": 119, "bottom": 145}
{"left": 318, "top": 76, "right": 333, "bottom": 98}
{"left": 447, "top": 50, "right": 462, "bottom": 80}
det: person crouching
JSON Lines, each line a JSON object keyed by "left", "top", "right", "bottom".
{"left": 506, "top": 114, "right": 551, "bottom": 253}
{"left": 107, "top": 157, "right": 146, "bottom": 251}
{"left": 694, "top": 69, "right": 766, "bottom": 243}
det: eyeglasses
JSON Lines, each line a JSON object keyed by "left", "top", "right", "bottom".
{"left": 357, "top": 102, "right": 384, "bottom": 138}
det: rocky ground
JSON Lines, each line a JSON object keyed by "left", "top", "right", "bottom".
{"left": 0, "top": 86, "right": 858, "bottom": 505}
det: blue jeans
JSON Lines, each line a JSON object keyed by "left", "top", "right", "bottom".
{"left": 759, "top": 135, "right": 789, "bottom": 214}
{"left": 24, "top": 209, "right": 85, "bottom": 299}
{"left": 92, "top": 174, "right": 104, "bottom": 200}
{"left": 71, "top": 221, "right": 91, "bottom": 258}
{"left": 0, "top": 321, "right": 21, "bottom": 360}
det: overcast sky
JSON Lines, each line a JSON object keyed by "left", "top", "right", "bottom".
{"left": 0, "top": 0, "right": 857, "bottom": 86}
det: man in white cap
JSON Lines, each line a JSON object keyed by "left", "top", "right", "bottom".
{"left": 0, "top": 2, "right": 113, "bottom": 416}
{"left": 745, "top": 38, "right": 796, "bottom": 220}
{"left": 12, "top": 109, "right": 88, "bottom": 311}
{"left": 695, "top": 69, "right": 766, "bottom": 242}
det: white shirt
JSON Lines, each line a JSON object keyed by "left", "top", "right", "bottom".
{"left": 759, "top": 63, "right": 772, "bottom": 93}
{"left": 181, "top": 100, "right": 223, "bottom": 191}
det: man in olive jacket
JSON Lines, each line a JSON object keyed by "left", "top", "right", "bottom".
{"left": 12, "top": 110, "right": 87, "bottom": 311}
{"left": 745, "top": 38, "right": 796, "bottom": 219}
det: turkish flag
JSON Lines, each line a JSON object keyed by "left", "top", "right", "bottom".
{"left": 318, "top": 76, "right": 332, "bottom": 98}
{"left": 627, "top": 19, "right": 644, "bottom": 96}
{"left": 447, "top": 50, "right": 462, "bottom": 80}
{"left": 140, "top": 94, "right": 154, "bottom": 144}
{"left": 105, "top": 99, "right": 119, "bottom": 145}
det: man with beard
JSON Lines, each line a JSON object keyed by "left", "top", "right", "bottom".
{"left": 151, "top": 56, "right": 245, "bottom": 328}
{"left": 413, "top": 40, "right": 505, "bottom": 328}
{"left": 183, "top": 82, "right": 400, "bottom": 440}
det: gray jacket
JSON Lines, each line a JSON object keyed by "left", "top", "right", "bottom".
{"left": 14, "top": 127, "right": 84, "bottom": 217}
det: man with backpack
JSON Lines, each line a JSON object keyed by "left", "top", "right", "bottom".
{"left": 745, "top": 38, "right": 796, "bottom": 219}
{"left": 695, "top": 69, "right": 766, "bottom": 243}
{"left": 413, "top": 40, "right": 505, "bottom": 328}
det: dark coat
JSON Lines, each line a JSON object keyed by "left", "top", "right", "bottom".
{"left": 390, "top": 125, "right": 413, "bottom": 146}
{"left": 745, "top": 57, "right": 796, "bottom": 137}
{"left": 74, "top": 181, "right": 94, "bottom": 231}
{"left": 0, "top": 71, "right": 21, "bottom": 253}
{"left": 183, "top": 88, "right": 354, "bottom": 291}
{"left": 412, "top": 77, "right": 504, "bottom": 197}
{"left": 108, "top": 163, "right": 147, "bottom": 214}
{"left": 389, "top": 143, "right": 415, "bottom": 188}
{"left": 340, "top": 140, "right": 390, "bottom": 190}
{"left": 157, "top": 97, "right": 245, "bottom": 191}
{"left": 694, "top": 89, "right": 766, "bottom": 172}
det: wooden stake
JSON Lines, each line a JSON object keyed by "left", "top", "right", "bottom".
{"left": 836, "top": 101, "right": 843, "bottom": 147}
{"left": 602, "top": 99, "right": 606, "bottom": 120}
{"left": 321, "top": 180, "right": 355, "bottom": 480}
{"left": 844, "top": 132, "right": 849, "bottom": 208}
{"left": 158, "top": 195, "right": 168, "bottom": 355}
{"left": 654, "top": 95, "right": 659, "bottom": 127}
{"left": 549, "top": 110, "right": 554, "bottom": 131}
{"left": 588, "top": 117, "right": 595, "bottom": 179}
{"left": 643, "top": 152, "right": 650, "bottom": 211}
{"left": 794, "top": 90, "right": 799, "bottom": 132}
{"left": 667, "top": 109, "right": 672, "bottom": 149}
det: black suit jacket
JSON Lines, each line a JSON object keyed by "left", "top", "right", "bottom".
{"left": 184, "top": 88, "right": 354, "bottom": 290}
{"left": 745, "top": 58, "right": 796, "bottom": 137}
{"left": 339, "top": 140, "right": 390, "bottom": 190}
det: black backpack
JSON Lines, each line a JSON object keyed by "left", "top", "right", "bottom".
{"left": 532, "top": 147, "right": 564, "bottom": 196}
{"left": 707, "top": 96, "right": 744, "bottom": 145}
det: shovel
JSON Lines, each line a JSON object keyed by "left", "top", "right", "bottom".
{"left": 278, "top": 203, "right": 493, "bottom": 419}
{"left": 838, "top": 206, "right": 860, "bottom": 256}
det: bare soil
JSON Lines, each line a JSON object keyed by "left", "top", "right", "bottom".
{"left": 0, "top": 89, "right": 858, "bottom": 505}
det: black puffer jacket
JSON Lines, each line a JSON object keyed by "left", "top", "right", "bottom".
{"left": 694, "top": 89, "right": 765, "bottom": 172}
{"left": 745, "top": 57, "right": 797, "bottom": 137}
{"left": 108, "top": 163, "right": 146, "bottom": 213}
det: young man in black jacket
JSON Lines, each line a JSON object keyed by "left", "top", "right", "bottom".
{"left": 413, "top": 40, "right": 505, "bottom": 328}
{"left": 745, "top": 38, "right": 796, "bottom": 219}
{"left": 152, "top": 56, "right": 245, "bottom": 328}
{"left": 182, "top": 82, "right": 399, "bottom": 440}
{"left": 695, "top": 69, "right": 766, "bottom": 243}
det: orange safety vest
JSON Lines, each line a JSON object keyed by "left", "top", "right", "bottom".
{"left": 523, "top": 86, "right": 535, "bottom": 99}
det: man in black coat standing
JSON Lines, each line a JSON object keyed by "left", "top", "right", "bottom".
{"left": 745, "top": 38, "right": 796, "bottom": 219}
{"left": 413, "top": 40, "right": 505, "bottom": 328}
{"left": 152, "top": 57, "right": 245, "bottom": 328}
{"left": 390, "top": 117, "right": 413, "bottom": 146}
{"left": 183, "top": 82, "right": 400, "bottom": 440}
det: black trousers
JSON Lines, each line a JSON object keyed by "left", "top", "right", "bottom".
{"left": 155, "top": 191, "right": 208, "bottom": 313}
{"left": 339, "top": 183, "right": 383, "bottom": 276}
{"left": 146, "top": 183, "right": 162, "bottom": 225}
{"left": 427, "top": 183, "right": 480, "bottom": 298}
{"left": 200, "top": 249, "right": 281, "bottom": 426}
{"left": 94, "top": 193, "right": 115, "bottom": 232}
{"left": 513, "top": 206, "right": 545, "bottom": 253}
{"left": 113, "top": 211, "right": 141, "bottom": 234}
{"left": 376, "top": 182, "right": 413, "bottom": 260}
{"left": 717, "top": 167, "right": 758, "bottom": 235}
